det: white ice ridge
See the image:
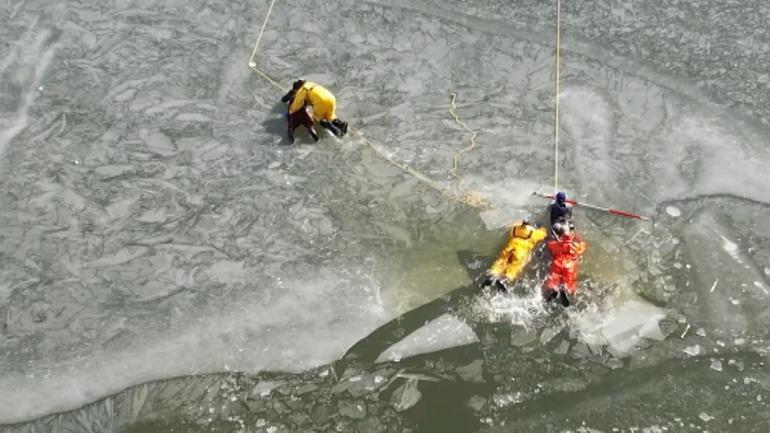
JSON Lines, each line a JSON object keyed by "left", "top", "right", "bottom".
{"left": 375, "top": 313, "right": 479, "bottom": 363}
{"left": 0, "top": 274, "right": 386, "bottom": 424}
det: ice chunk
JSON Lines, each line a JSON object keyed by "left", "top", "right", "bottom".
{"left": 455, "top": 359, "right": 484, "bottom": 383}
{"left": 683, "top": 345, "right": 702, "bottom": 356}
{"left": 665, "top": 206, "right": 682, "bottom": 217}
{"left": 554, "top": 340, "right": 570, "bottom": 355}
{"left": 375, "top": 314, "right": 478, "bottom": 363}
{"left": 583, "top": 300, "right": 666, "bottom": 354}
{"left": 338, "top": 400, "right": 366, "bottom": 419}
{"left": 710, "top": 359, "right": 723, "bottom": 372}
{"left": 390, "top": 378, "right": 421, "bottom": 412}
{"left": 467, "top": 395, "right": 486, "bottom": 412}
{"left": 719, "top": 235, "right": 742, "bottom": 264}
{"left": 638, "top": 317, "right": 665, "bottom": 341}
{"left": 699, "top": 412, "right": 714, "bottom": 422}
{"left": 252, "top": 381, "right": 283, "bottom": 398}
{"left": 140, "top": 130, "right": 176, "bottom": 156}
{"left": 539, "top": 325, "right": 564, "bottom": 345}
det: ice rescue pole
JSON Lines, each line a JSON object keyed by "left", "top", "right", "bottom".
{"left": 533, "top": 192, "right": 653, "bottom": 221}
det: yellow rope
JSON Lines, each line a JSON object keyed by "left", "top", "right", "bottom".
{"left": 554, "top": 0, "right": 562, "bottom": 193}
{"left": 448, "top": 93, "right": 494, "bottom": 209}
{"left": 246, "top": 0, "right": 489, "bottom": 210}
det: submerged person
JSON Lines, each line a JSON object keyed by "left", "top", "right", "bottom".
{"left": 549, "top": 191, "right": 572, "bottom": 227}
{"left": 281, "top": 79, "right": 348, "bottom": 143}
{"left": 542, "top": 222, "right": 587, "bottom": 307}
{"left": 484, "top": 218, "right": 547, "bottom": 292}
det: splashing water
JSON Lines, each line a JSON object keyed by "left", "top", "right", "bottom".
{"left": 471, "top": 280, "right": 549, "bottom": 329}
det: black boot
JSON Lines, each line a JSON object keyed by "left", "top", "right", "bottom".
{"left": 558, "top": 290, "right": 570, "bottom": 307}
{"left": 308, "top": 127, "right": 319, "bottom": 142}
{"left": 287, "top": 128, "right": 295, "bottom": 144}
{"left": 332, "top": 119, "right": 348, "bottom": 136}
{"left": 320, "top": 119, "right": 342, "bottom": 137}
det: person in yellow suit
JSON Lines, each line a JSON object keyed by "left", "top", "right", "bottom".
{"left": 484, "top": 218, "right": 547, "bottom": 292}
{"left": 281, "top": 79, "right": 348, "bottom": 143}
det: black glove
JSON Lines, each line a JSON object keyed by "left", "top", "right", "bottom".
{"left": 281, "top": 89, "right": 296, "bottom": 104}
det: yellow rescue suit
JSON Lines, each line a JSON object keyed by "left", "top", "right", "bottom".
{"left": 488, "top": 222, "right": 547, "bottom": 282}
{"left": 288, "top": 82, "right": 337, "bottom": 122}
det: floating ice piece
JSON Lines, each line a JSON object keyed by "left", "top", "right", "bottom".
{"left": 456, "top": 359, "right": 484, "bottom": 383}
{"left": 467, "top": 395, "right": 486, "bottom": 412}
{"left": 710, "top": 359, "right": 723, "bottom": 372}
{"left": 699, "top": 412, "right": 714, "bottom": 422}
{"left": 252, "top": 381, "right": 283, "bottom": 398}
{"left": 338, "top": 400, "right": 367, "bottom": 419}
{"left": 753, "top": 281, "right": 769, "bottom": 295}
{"left": 391, "top": 378, "right": 421, "bottom": 412}
{"left": 683, "top": 345, "right": 701, "bottom": 356}
{"left": 375, "top": 313, "right": 478, "bottom": 363}
{"left": 588, "top": 300, "right": 666, "bottom": 354}
{"left": 665, "top": 206, "right": 681, "bottom": 217}
{"left": 719, "top": 235, "right": 742, "bottom": 264}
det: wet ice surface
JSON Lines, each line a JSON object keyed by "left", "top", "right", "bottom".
{"left": 2, "top": 0, "right": 770, "bottom": 431}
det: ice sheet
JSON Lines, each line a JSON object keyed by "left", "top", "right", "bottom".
{"left": 375, "top": 313, "right": 479, "bottom": 363}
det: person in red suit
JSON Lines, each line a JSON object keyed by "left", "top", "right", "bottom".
{"left": 543, "top": 222, "right": 587, "bottom": 307}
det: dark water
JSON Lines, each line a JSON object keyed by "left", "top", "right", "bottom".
{"left": 1, "top": 0, "right": 769, "bottom": 432}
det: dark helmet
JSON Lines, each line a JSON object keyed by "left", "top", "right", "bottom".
{"left": 555, "top": 191, "right": 566, "bottom": 204}
{"left": 292, "top": 79, "right": 306, "bottom": 90}
{"left": 521, "top": 215, "right": 531, "bottom": 226}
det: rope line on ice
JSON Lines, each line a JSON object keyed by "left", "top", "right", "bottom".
{"left": 448, "top": 93, "right": 494, "bottom": 209}
{"left": 553, "top": 0, "right": 562, "bottom": 193}
{"left": 247, "top": 0, "right": 490, "bottom": 210}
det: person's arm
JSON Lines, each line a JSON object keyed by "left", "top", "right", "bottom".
{"left": 288, "top": 87, "right": 308, "bottom": 113}
{"left": 281, "top": 88, "right": 296, "bottom": 103}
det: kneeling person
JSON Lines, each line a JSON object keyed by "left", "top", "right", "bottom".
{"left": 283, "top": 79, "right": 348, "bottom": 142}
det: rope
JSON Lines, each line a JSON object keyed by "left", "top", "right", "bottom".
{"left": 246, "top": 0, "right": 489, "bottom": 210}
{"left": 554, "top": 0, "right": 562, "bottom": 193}
{"left": 448, "top": 93, "right": 493, "bottom": 209}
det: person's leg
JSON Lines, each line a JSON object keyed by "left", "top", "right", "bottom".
{"left": 319, "top": 118, "right": 342, "bottom": 137}
{"left": 315, "top": 101, "right": 343, "bottom": 137}
{"left": 542, "top": 273, "right": 559, "bottom": 301}
{"left": 332, "top": 118, "right": 348, "bottom": 136}
{"left": 287, "top": 109, "right": 305, "bottom": 144}
{"left": 299, "top": 106, "right": 319, "bottom": 142}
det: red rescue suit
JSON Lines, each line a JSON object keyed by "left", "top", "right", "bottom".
{"left": 543, "top": 233, "right": 587, "bottom": 296}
